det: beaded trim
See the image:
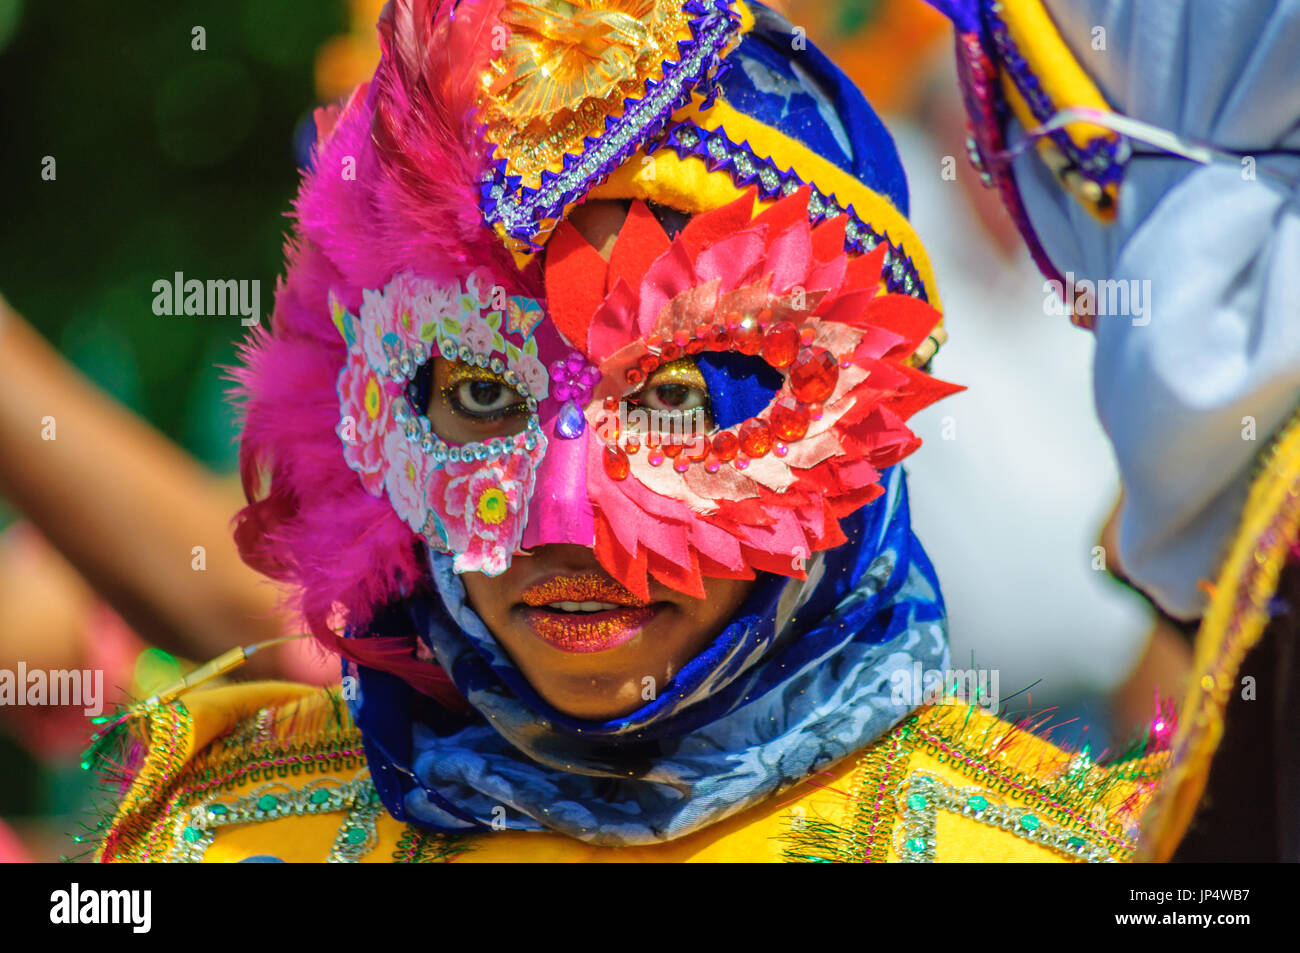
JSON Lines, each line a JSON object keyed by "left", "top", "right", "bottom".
{"left": 660, "top": 120, "right": 930, "bottom": 302}
{"left": 98, "top": 703, "right": 369, "bottom": 863}
{"left": 908, "top": 716, "right": 1153, "bottom": 858}
{"left": 481, "top": 0, "right": 742, "bottom": 251}
{"left": 95, "top": 701, "right": 194, "bottom": 863}
{"left": 895, "top": 771, "right": 1113, "bottom": 862}
{"left": 393, "top": 825, "right": 473, "bottom": 863}
{"left": 779, "top": 707, "right": 1166, "bottom": 863}
{"left": 170, "top": 774, "right": 378, "bottom": 863}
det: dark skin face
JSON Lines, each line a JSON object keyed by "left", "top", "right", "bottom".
{"left": 431, "top": 200, "right": 755, "bottom": 720}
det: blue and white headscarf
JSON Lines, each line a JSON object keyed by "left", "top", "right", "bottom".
{"left": 346, "top": 466, "right": 948, "bottom": 846}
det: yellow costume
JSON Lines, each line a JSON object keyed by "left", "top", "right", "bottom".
{"left": 96, "top": 682, "right": 1165, "bottom": 863}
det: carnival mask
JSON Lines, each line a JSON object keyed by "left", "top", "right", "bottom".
{"left": 333, "top": 188, "right": 957, "bottom": 599}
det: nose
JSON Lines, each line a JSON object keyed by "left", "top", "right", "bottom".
{"left": 520, "top": 427, "right": 596, "bottom": 549}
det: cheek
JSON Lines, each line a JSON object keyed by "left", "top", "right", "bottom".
{"left": 684, "top": 578, "right": 754, "bottom": 631}
{"left": 460, "top": 571, "right": 510, "bottom": 624}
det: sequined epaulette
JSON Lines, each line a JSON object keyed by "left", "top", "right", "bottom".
{"left": 781, "top": 704, "right": 1169, "bottom": 863}
{"left": 91, "top": 682, "right": 467, "bottom": 863}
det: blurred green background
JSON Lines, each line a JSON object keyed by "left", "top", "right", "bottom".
{"left": 0, "top": 0, "right": 349, "bottom": 849}
{"left": 0, "top": 0, "right": 346, "bottom": 479}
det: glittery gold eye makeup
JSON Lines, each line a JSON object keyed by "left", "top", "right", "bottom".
{"left": 427, "top": 358, "right": 529, "bottom": 441}
{"left": 626, "top": 357, "right": 713, "bottom": 433}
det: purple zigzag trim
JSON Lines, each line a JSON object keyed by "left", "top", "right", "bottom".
{"left": 983, "top": 0, "right": 1125, "bottom": 187}
{"left": 662, "top": 120, "right": 930, "bottom": 303}
{"left": 481, "top": 0, "right": 741, "bottom": 248}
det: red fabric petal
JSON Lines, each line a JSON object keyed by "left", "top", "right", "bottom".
{"left": 607, "top": 200, "right": 671, "bottom": 293}
{"left": 678, "top": 189, "right": 757, "bottom": 258}
{"left": 543, "top": 220, "right": 609, "bottom": 353}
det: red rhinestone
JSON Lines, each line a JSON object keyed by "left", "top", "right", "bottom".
{"left": 659, "top": 342, "right": 682, "bottom": 362}
{"left": 789, "top": 348, "right": 839, "bottom": 403}
{"left": 661, "top": 441, "right": 683, "bottom": 459}
{"left": 694, "top": 323, "right": 715, "bottom": 342}
{"left": 603, "top": 395, "right": 618, "bottom": 411}
{"left": 686, "top": 438, "right": 710, "bottom": 462}
{"left": 704, "top": 459, "right": 721, "bottom": 474}
{"left": 638, "top": 354, "right": 659, "bottom": 374}
{"left": 799, "top": 326, "right": 817, "bottom": 345}
{"left": 714, "top": 327, "right": 732, "bottom": 349}
{"left": 673, "top": 329, "right": 691, "bottom": 348}
{"left": 603, "top": 443, "right": 630, "bottom": 481}
{"left": 762, "top": 321, "right": 800, "bottom": 368}
{"left": 724, "top": 310, "right": 742, "bottom": 330}
{"left": 647, "top": 449, "right": 665, "bottom": 467}
{"left": 626, "top": 368, "right": 644, "bottom": 385}
{"left": 735, "top": 316, "right": 763, "bottom": 355}
{"left": 711, "top": 430, "right": 739, "bottom": 462}
{"left": 626, "top": 437, "right": 641, "bottom": 454}
{"left": 757, "top": 307, "right": 773, "bottom": 329}
{"left": 770, "top": 396, "right": 810, "bottom": 441}
{"left": 773, "top": 442, "right": 789, "bottom": 457}
{"left": 734, "top": 455, "right": 750, "bottom": 470}
{"left": 739, "top": 420, "right": 774, "bottom": 458}
{"left": 807, "top": 401, "right": 824, "bottom": 421}
{"left": 673, "top": 457, "right": 691, "bottom": 473}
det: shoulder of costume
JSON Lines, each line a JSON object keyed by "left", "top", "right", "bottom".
{"left": 90, "top": 681, "right": 406, "bottom": 863}
{"left": 781, "top": 704, "right": 1168, "bottom": 863}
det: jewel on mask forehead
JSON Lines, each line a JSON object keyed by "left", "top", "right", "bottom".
{"left": 556, "top": 400, "right": 586, "bottom": 440}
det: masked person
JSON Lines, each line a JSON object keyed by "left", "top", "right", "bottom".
{"left": 93, "top": 0, "right": 1166, "bottom": 864}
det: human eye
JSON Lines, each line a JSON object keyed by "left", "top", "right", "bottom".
{"left": 627, "top": 358, "right": 713, "bottom": 431}
{"left": 446, "top": 365, "right": 525, "bottom": 418}
{"left": 427, "top": 360, "right": 528, "bottom": 439}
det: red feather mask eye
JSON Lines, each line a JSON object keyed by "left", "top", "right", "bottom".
{"left": 536, "top": 188, "right": 961, "bottom": 601}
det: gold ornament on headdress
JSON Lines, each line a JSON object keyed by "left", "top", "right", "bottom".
{"left": 480, "top": 0, "right": 695, "bottom": 187}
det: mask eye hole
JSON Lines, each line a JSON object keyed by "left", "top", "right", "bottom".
{"left": 423, "top": 358, "right": 528, "bottom": 441}
{"left": 626, "top": 358, "right": 714, "bottom": 434}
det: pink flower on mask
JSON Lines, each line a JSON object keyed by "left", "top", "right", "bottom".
{"left": 359, "top": 287, "right": 390, "bottom": 373}
{"left": 385, "top": 275, "right": 423, "bottom": 352}
{"left": 412, "top": 281, "right": 458, "bottom": 344}
{"left": 442, "top": 456, "right": 529, "bottom": 575}
{"left": 516, "top": 352, "right": 550, "bottom": 400}
{"left": 337, "top": 347, "right": 394, "bottom": 496}
{"left": 465, "top": 268, "right": 498, "bottom": 310}
{"left": 383, "top": 428, "right": 429, "bottom": 532}
{"left": 463, "top": 315, "right": 495, "bottom": 356}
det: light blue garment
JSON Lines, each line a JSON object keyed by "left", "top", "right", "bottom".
{"left": 347, "top": 466, "right": 950, "bottom": 846}
{"left": 1009, "top": 0, "right": 1300, "bottom": 618}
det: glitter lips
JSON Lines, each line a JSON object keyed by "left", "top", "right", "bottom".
{"left": 520, "top": 573, "right": 657, "bottom": 653}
